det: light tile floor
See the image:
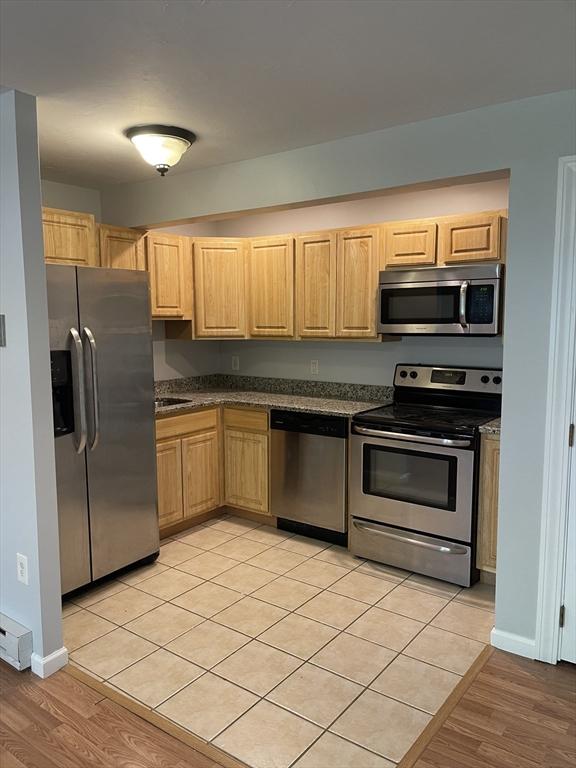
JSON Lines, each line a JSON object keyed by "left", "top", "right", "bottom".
{"left": 63, "top": 512, "right": 495, "bottom": 768}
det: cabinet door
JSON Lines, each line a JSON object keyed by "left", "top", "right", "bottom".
{"left": 384, "top": 220, "right": 437, "bottom": 267}
{"left": 248, "top": 236, "right": 294, "bottom": 337}
{"left": 477, "top": 435, "right": 500, "bottom": 572}
{"left": 335, "top": 228, "right": 379, "bottom": 338}
{"left": 99, "top": 225, "right": 146, "bottom": 270}
{"left": 147, "top": 234, "right": 186, "bottom": 317}
{"left": 224, "top": 429, "right": 269, "bottom": 514}
{"left": 438, "top": 212, "right": 502, "bottom": 264}
{"left": 156, "top": 438, "right": 184, "bottom": 529}
{"left": 296, "top": 232, "right": 336, "bottom": 338}
{"left": 182, "top": 431, "right": 220, "bottom": 518}
{"left": 193, "top": 240, "right": 246, "bottom": 337}
{"left": 42, "top": 207, "right": 97, "bottom": 266}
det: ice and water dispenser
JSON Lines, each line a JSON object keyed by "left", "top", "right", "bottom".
{"left": 50, "top": 351, "right": 74, "bottom": 437}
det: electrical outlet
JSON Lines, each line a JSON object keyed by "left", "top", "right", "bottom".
{"left": 231, "top": 355, "right": 240, "bottom": 371}
{"left": 16, "top": 553, "right": 28, "bottom": 585}
{"left": 310, "top": 359, "right": 319, "bottom": 376}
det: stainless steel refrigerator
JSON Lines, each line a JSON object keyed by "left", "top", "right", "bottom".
{"left": 47, "top": 265, "right": 159, "bottom": 595}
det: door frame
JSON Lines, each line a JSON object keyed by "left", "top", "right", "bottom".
{"left": 535, "top": 156, "right": 576, "bottom": 663}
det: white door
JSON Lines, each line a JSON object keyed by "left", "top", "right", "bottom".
{"left": 559, "top": 365, "right": 576, "bottom": 663}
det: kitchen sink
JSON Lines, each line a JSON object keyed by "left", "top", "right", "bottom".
{"left": 154, "top": 397, "right": 191, "bottom": 407}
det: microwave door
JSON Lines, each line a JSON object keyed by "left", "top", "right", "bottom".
{"left": 378, "top": 280, "right": 468, "bottom": 335}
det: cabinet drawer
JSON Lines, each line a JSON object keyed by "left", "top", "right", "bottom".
{"left": 156, "top": 408, "right": 219, "bottom": 440}
{"left": 223, "top": 407, "right": 268, "bottom": 433}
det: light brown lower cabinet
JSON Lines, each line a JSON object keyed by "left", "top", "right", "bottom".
{"left": 155, "top": 408, "right": 220, "bottom": 531}
{"left": 182, "top": 431, "right": 220, "bottom": 517}
{"left": 223, "top": 408, "right": 269, "bottom": 515}
{"left": 156, "top": 438, "right": 184, "bottom": 529}
{"left": 477, "top": 433, "right": 500, "bottom": 572}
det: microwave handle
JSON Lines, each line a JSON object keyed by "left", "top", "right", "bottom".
{"left": 459, "top": 281, "right": 469, "bottom": 328}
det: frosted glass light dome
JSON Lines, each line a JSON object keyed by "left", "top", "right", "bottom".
{"left": 125, "top": 125, "right": 197, "bottom": 176}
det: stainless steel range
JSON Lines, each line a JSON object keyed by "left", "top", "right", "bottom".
{"left": 349, "top": 364, "right": 502, "bottom": 586}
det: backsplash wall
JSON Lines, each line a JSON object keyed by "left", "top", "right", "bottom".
{"left": 218, "top": 337, "right": 504, "bottom": 386}
{"left": 152, "top": 322, "right": 220, "bottom": 380}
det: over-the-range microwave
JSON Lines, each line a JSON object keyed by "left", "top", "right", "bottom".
{"left": 378, "top": 264, "right": 503, "bottom": 336}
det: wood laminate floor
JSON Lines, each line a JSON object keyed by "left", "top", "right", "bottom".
{"left": 413, "top": 649, "right": 576, "bottom": 768}
{"left": 1, "top": 640, "right": 574, "bottom": 767}
{"left": 0, "top": 660, "right": 227, "bottom": 768}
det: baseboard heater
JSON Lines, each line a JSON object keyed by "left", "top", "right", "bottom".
{"left": 0, "top": 613, "right": 32, "bottom": 671}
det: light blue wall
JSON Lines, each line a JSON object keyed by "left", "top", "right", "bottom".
{"left": 152, "top": 322, "right": 220, "bottom": 380}
{"left": 219, "top": 338, "right": 503, "bottom": 386}
{"left": 41, "top": 179, "right": 102, "bottom": 221}
{"left": 102, "top": 91, "right": 576, "bottom": 647}
{"left": 1, "top": 91, "right": 63, "bottom": 662}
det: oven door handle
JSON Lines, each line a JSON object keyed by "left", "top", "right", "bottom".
{"left": 352, "top": 520, "right": 469, "bottom": 555}
{"left": 459, "top": 281, "right": 469, "bottom": 328}
{"left": 352, "top": 425, "right": 471, "bottom": 448}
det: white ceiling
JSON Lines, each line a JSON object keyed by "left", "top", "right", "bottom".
{"left": 1, "top": 0, "right": 574, "bottom": 188}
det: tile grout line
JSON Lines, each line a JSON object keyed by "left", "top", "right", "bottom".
{"left": 64, "top": 516, "right": 494, "bottom": 766}
{"left": 68, "top": 550, "right": 491, "bottom": 680}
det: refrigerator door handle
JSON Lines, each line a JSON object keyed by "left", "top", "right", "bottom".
{"left": 83, "top": 326, "right": 100, "bottom": 451}
{"left": 69, "top": 327, "right": 87, "bottom": 454}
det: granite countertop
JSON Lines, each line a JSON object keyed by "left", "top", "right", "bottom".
{"left": 155, "top": 389, "right": 388, "bottom": 418}
{"left": 479, "top": 418, "right": 501, "bottom": 435}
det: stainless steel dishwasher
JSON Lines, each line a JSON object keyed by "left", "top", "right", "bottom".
{"left": 270, "top": 410, "right": 348, "bottom": 533}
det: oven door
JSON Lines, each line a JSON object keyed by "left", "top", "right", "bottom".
{"left": 349, "top": 428, "right": 475, "bottom": 542}
{"left": 378, "top": 278, "right": 499, "bottom": 335}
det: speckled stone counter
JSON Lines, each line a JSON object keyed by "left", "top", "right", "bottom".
{"left": 155, "top": 374, "right": 392, "bottom": 418}
{"left": 155, "top": 374, "right": 392, "bottom": 402}
{"left": 155, "top": 390, "right": 387, "bottom": 418}
{"left": 479, "top": 418, "right": 501, "bottom": 435}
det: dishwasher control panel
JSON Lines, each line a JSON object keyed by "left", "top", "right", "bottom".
{"left": 270, "top": 410, "right": 348, "bottom": 439}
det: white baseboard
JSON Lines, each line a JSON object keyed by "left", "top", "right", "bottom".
{"left": 30, "top": 646, "right": 68, "bottom": 678}
{"left": 491, "top": 628, "right": 536, "bottom": 659}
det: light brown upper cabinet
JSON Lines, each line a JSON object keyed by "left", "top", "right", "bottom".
{"left": 335, "top": 228, "right": 379, "bottom": 338}
{"left": 438, "top": 211, "right": 504, "bottom": 264}
{"left": 147, "top": 234, "right": 191, "bottom": 319}
{"left": 296, "top": 231, "right": 337, "bottom": 338}
{"left": 248, "top": 236, "right": 294, "bottom": 338}
{"left": 383, "top": 220, "right": 437, "bottom": 268}
{"left": 99, "top": 225, "right": 147, "bottom": 271}
{"left": 42, "top": 207, "right": 97, "bottom": 266}
{"left": 193, "top": 239, "right": 247, "bottom": 337}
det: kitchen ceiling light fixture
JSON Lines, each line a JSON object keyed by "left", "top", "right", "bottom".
{"left": 124, "top": 125, "right": 197, "bottom": 176}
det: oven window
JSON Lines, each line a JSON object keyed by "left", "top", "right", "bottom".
{"left": 363, "top": 444, "right": 457, "bottom": 511}
{"left": 380, "top": 286, "right": 460, "bottom": 325}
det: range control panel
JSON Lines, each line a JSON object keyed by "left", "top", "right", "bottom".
{"left": 394, "top": 365, "right": 502, "bottom": 394}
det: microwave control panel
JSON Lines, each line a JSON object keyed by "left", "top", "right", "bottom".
{"left": 467, "top": 285, "right": 495, "bottom": 324}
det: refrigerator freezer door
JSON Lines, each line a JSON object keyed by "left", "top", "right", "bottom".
{"left": 77, "top": 267, "right": 159, "bottom": 579}
{"left": 46, "top": 265, "right": 91, "bottom": 593}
